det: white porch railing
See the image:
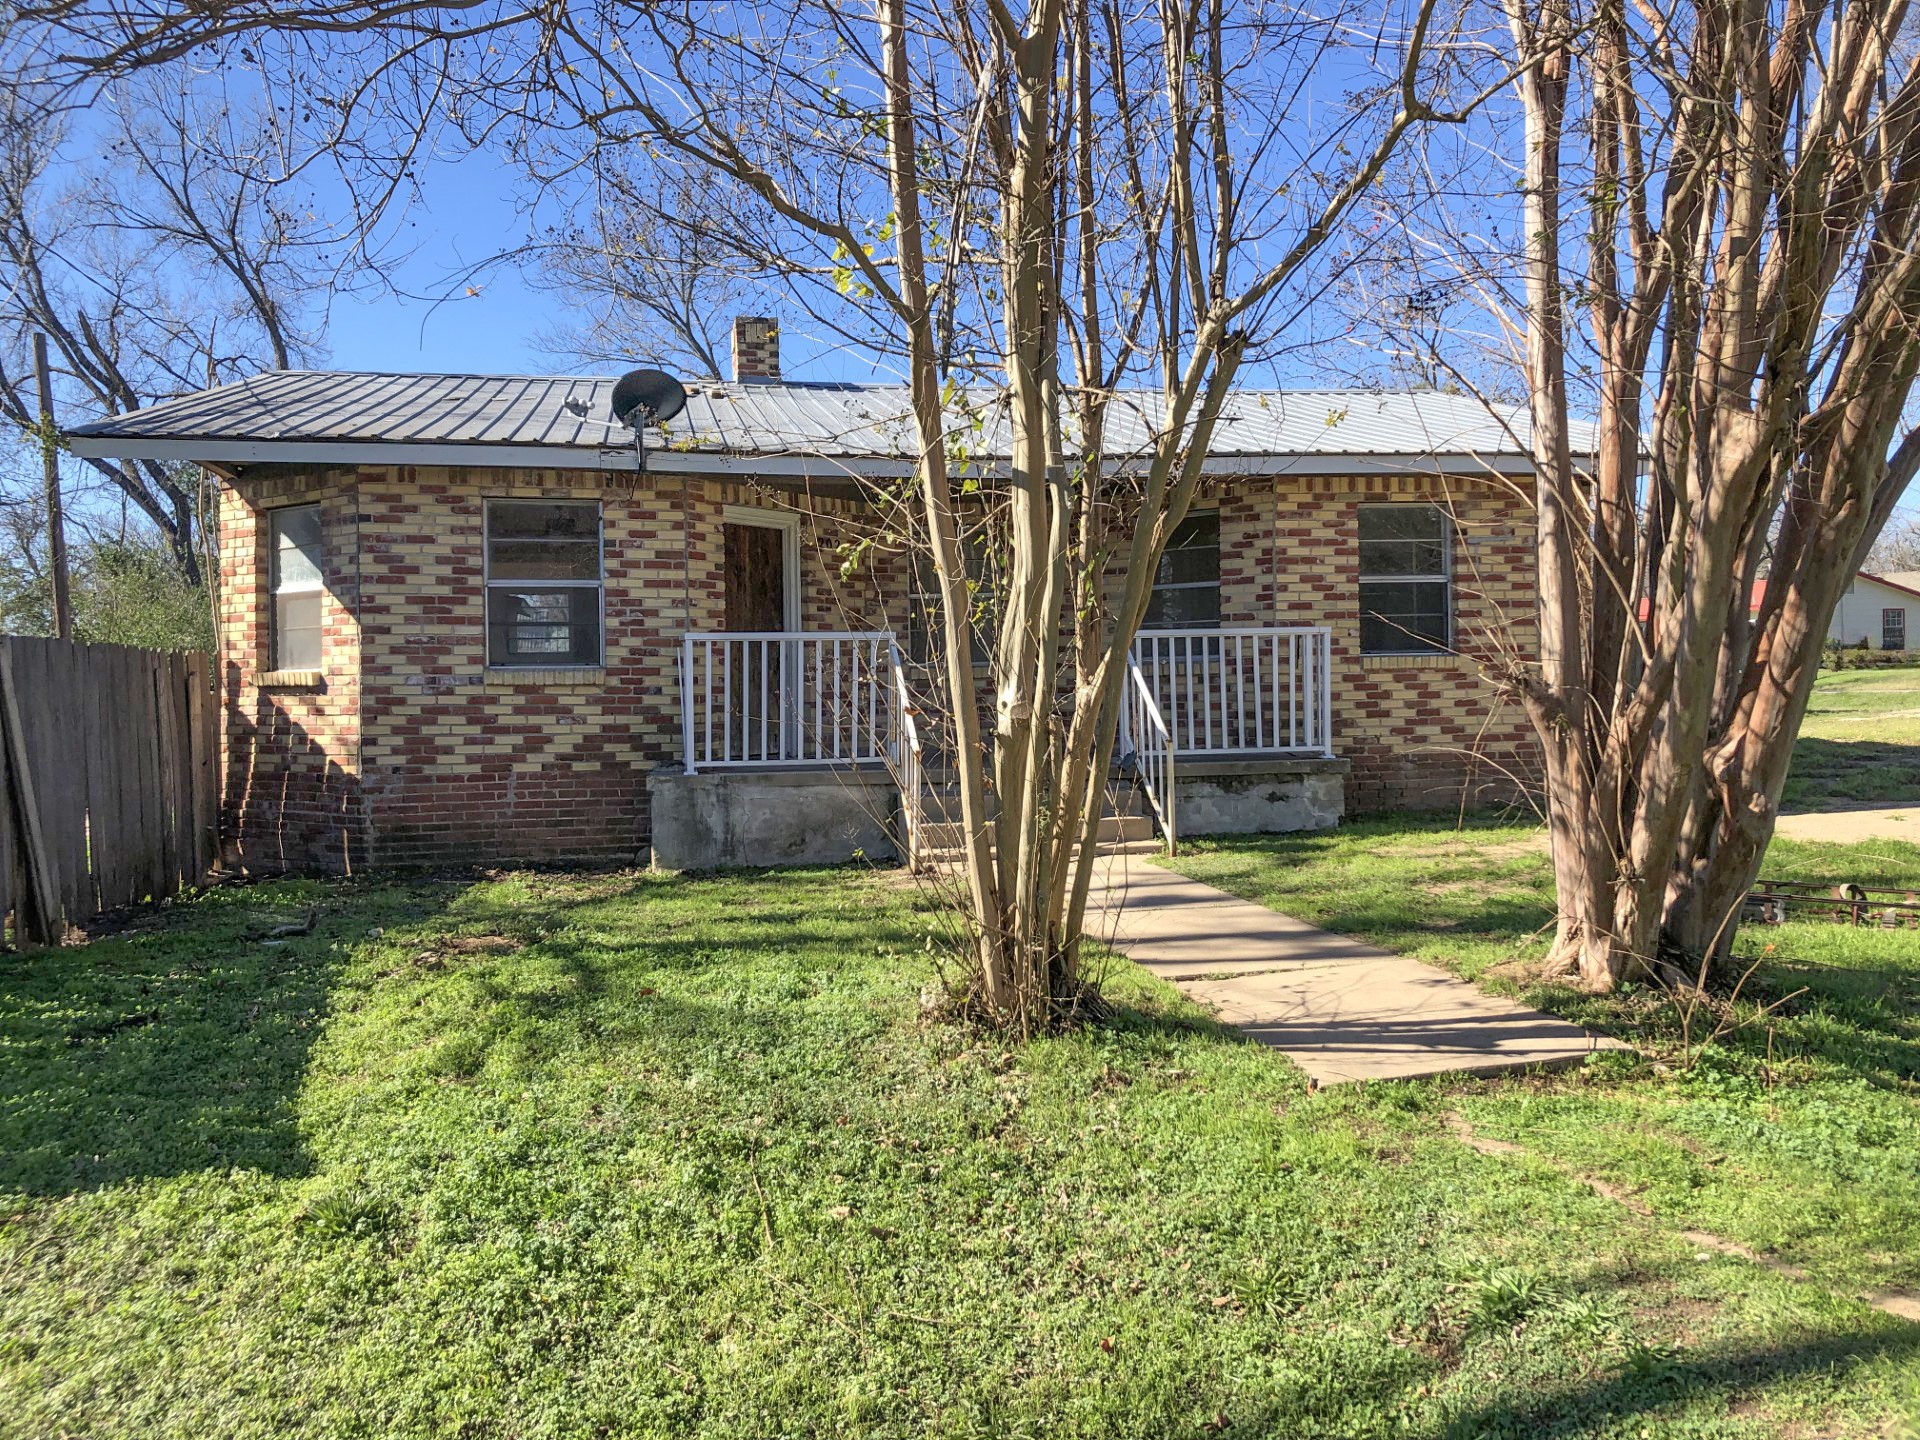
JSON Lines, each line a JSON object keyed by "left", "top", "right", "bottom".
{"left": 681, "top": 631, "right": 894, "bottom": 772}
{"left": 888, "top": 641, "right": 924, "bottom": 870}
{"left": 681, "top": 626, "right": 1329, "bottom": 857}
{"left": 1124, "top": 656, "right": 1176, "bottom": 854}
{"left": 1129, "top": 626, "right": 1333, "bottom": 757}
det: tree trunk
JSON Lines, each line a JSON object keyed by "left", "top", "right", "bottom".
{"left": 1487, "top": 0, "right": 1920, "bottom": 992}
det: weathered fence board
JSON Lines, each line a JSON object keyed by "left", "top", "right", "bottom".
{"left": 0, "top": 643, "right": 59, "bottom": 942}
{"left": 0, "top": 635, "right": 219, "bottom": 948}
{"left": 188, "top": 652, "right": 217, "bottom": 880}
{"left": 0, "top": 709, "right": 16, "bottom": 935}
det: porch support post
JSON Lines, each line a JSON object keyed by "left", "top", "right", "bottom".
{"left": 1318, "top": 628, "right": 1334, "bottom": 758}
{"left": 681, "top": 634, "right": 699, "bottom": 775}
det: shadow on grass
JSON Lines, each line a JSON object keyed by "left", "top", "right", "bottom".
{"left": 1, "top": 904, "right": 350, "bottom": 1197}
{"left": 1429, "top": 1323, "right": 1920, "bottom": 1439}
{"left": 1735, "top": 959, "right": 1920, "bottom": 1088}
{"left": 1784, "top": 737, "right": 1920, "bottom": 809}
{"left": 0, "top": 864, "right": 917, "bottom": 1198}
{"left": 1302, "top": 895, "right": 1558, "bottom": 947}
{"left": 0, "top": 874, "right": 525, "bottom": 1198}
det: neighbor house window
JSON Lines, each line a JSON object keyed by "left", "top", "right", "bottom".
{"left": 269, "top": 504, "right": 324, "bottom": 671}
{"left": 1884, "top": 607, "right": 1906, "bottom": 651}
{"left": 1359, "top": 504, "right": 1451, "bottom": 655}
{"left": 1142, "top": 511, "right": 1221, "bottom": 629}
{"left": 485, "top": 500, "right": 603, "bottom": 667}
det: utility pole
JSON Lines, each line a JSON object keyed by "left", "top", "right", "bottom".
{"left": 32, "top": 334, "right": 71, "bottom": 642}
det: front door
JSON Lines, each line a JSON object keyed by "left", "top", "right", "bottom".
{"left": 724, "top": 521, "right": 788, "bottom": 634}
{"left": 724, "top": 518, "right": 793, "bottom": 758}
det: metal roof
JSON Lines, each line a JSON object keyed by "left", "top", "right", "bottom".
{"left": 66, "top": 369, "right": 1565, "bottom": 478}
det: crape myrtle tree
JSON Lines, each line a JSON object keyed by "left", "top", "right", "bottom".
{"left": 16, "top": 0, "right": 1509, "bottom": 1032}
{"left": 1368, "top": 0, "right": 1920, "bottom": 988}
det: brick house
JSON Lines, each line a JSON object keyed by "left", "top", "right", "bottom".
{"left": 67, "top": 319, "right": 1545, "bottom": 873}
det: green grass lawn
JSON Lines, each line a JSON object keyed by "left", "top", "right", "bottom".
{"left": 1785, "top": 667, "right": 1920, "bottom": 807}
{"left": 1164, "top": 820, "right": 1920, "bottom": 1314}
{"left": 3, "top": 863, "right": 1917, "bottom": 1438}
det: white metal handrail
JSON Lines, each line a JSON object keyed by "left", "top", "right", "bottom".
{"left": 1124, "top": 655, "right": 1176, "bottom": 854}
{"left": 888, "top": 642, "right": 924, "bottom": 869}
{"left": 681, "top": 631, "right": 894, "bottom": 772}
{"left": 1130, "top": 626, "right": 1333, "bottom": 757}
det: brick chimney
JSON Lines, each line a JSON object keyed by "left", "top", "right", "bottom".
{"left": 731, "top": 316, "right": 781, "bottom": 383}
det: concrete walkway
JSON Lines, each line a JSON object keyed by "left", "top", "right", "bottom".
{"left": 1086, "top": 857, "right": 1624, "bottom": 1086}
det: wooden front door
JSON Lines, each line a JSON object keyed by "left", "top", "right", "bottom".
{"left": 723, "top": 520, "right": 791, "bottom": 758}
{"left": 724, "top": 521, "right": 788, "bottom": 633}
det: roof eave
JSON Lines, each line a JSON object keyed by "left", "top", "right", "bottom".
{"left": 64, "top": 433, "right": 1546, "bottom": 480}
{"left": 65, "top": 435, "right": 920, "bottom": 479}
{"left": 1858, "top": 571, "right": 1920, "bottom": 603}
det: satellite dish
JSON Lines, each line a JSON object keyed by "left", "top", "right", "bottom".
{"left": 609, "top": 367, "right": 687, "bottom": 429}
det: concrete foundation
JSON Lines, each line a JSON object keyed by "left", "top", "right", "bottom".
{"left": 647, "top": 766, "right": 900, "bottom": 870}
{"left": 1172, "top": 756, "right": 1347, "bottom": 836}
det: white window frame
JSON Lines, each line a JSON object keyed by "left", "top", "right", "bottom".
{"left": 720, "top": 504, "right": 802, "bottom": 631}
{"left": 1884, "top": 607, "right": 1907, "bottom": 651}
{"left": 268, "top": 502, "right": 324, "bottom": 672}
{"left": 483, "top": 499, "right": 606, "bottom": 668}
{"left": 1357, "top": 503, "right": 1454, "bottom": 656}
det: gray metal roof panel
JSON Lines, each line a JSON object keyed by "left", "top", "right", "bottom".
{"left": 66, "top": 369, "right": 1574, "bottom": 462}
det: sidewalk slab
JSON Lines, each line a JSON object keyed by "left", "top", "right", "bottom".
{"left": 1087, "top": 855, "right": 1623, "bottom": 1086}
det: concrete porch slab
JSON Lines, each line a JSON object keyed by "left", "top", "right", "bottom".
{"left": 1086, "top": 855, "right": 1624, "bottom": 1086}
{"left": 648, "top": 767, "right": 898, "bottom": 870}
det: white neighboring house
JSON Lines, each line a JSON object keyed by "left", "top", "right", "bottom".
{"left": 1830, "top": 572, "right": 1920, "bottom": 650}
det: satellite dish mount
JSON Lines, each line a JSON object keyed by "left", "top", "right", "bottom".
{"left": 609, "top": 367, "right": 688, "bottom": 473}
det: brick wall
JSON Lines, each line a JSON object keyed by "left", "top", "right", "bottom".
{"left": 216, "top": 463, "right": 1536, "bottom": 871}
{"left": 219, "top": 468, "right": 915, "bottom": 870}
{"left": 1221, "top": 473, "right": 1539, "bottom": 812}
{"left": 216, "top": 470, "right": 368, "bottom": 871}
{"left": 350, "top": 467, "right": 702, "bottom": 867}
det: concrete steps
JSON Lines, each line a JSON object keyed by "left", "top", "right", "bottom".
{"left": 903, "top": 772, "right": 1162, "bottom": 868}
{"left": 912, "top": 836, "right": 1166, "bottom": 870}
{"left": 907, "top": 803, "right": 1163, "bottom": 870}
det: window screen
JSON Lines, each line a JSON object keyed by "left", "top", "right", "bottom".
{"left": 1884, "top": 607, "right": 1907, "bottom": 651}
{"left": 1141, "top": 511, "right": 1221, "bottom": 629}
{"left": 270, "top": 504, "right": 324, "bottom": 671}
{"left": 485, "top": 501, "right": 603, "bottom": 666}
{"left": 1359, "top": 504, "right": 1451, "bottom": 655}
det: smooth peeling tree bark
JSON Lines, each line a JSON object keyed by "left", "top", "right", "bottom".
{"left": 876, "top": 0, "right": 1009, "bottom": 1007}
{"left": 1490, "top": 0, "right": 1920, "bottom": 988}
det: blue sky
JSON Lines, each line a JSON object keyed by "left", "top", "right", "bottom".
{"left": 320, "top": 160, "right": 551, "bottom": 374}
{"left": 314, "top": 150, "right": 897, "bottom": 383}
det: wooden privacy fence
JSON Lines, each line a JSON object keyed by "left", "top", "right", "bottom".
{"left": 0, "top": 635, "right": 219, "bottom": 948}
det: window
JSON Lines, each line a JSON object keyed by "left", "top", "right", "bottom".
{"left": 911, "top": 520, "right": 998, "bottom": 665}
{"left": 485, "top": 501, "right": 603, "bottom": 667}
{"left": 1142, "top": 511, "right": 1221, "bottom": 629}
{"left": 1359, "top": 504, "right": 1451, "bottom": 655}
{"left": 269, "top": 504, "right": 324, "bottom": 671}
{"left": 1884, "top": 607, "right": 1907, "bottom": 651}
